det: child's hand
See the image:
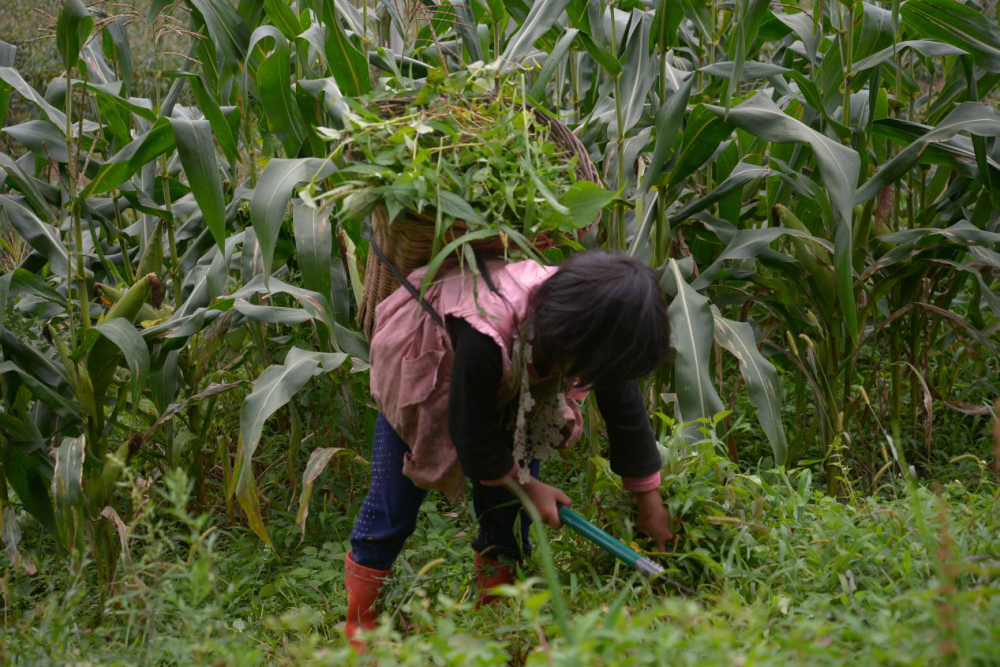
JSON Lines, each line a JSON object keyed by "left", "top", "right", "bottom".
{"left": 508, "top": 477, "right": 572, "bottom": 528}
{"left": 634, "top": 490, "right": 674, "bottom": 551}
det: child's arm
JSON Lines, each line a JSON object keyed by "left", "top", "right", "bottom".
{"left": 447, "top": 318, "right": 572, "bottom": 528}
{"left": 594, "top": 381, "right": 662, "bottom": 490}
{"left": 446, "top": 319, "right": 516, "bottom": 482}
{"left": 595, "top": 382, "right": 674, "bottom": 550}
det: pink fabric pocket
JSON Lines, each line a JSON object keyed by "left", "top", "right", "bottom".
{"left": 398, "top": 348, "right": 445, "bottom": 407}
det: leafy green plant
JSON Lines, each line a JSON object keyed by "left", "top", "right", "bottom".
{"left": 304, "top": 68, "right": 614, "bottom": 284}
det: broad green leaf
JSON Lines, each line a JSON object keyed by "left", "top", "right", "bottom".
{"left": 712, "top": 307, "right": 787, "bottom": 465}
{"left": 637, "top": 72, "right": 694, "bottom": 197}
{"left": 437, "top": 190, "right": 488, "bottom": 225}
{"left": 724, "top": 0, "right": 769, "bottom": 112}
{"left": 102, "top": 16, "right": 133, "bottom": 91}
{"left": 871, "top": 220, "right": 1000, "bottom": 274}
{"left": 853, "top": 39, "right": 967, "bottom": 72}
{"left": 668, "top": 104, "right": 732, "bottom": 187}
{"left": 56, "top": 0, "right": 94, "bottom": 72}
{"left": 5, "top": 268, "right": 67, "bottom": 307}
{"left": 151, "top": 350, "right": 180, "bottom": 414}
{"left": 369, "top": 48, "right": 430, "bottom": 80}
{"left": 772, "top": 10, "right": 817, "bottom": 63}
{"left": 0, "top": 41, "right": 15, "bottom": 128}
{"left": 651, "top": 0, "right": 684, "bottom": 52}
{"left": 566, "top": 0, "right": 590, "bottom": 33}
{"left": 2, "top": 505, "right": 37, "bottom": 574}
{"left": 857, "top": 103, "right": 1000, "bottom": 203}
{"left": 0, "top": 273, "right": 7, "bottom": 342}
{"left": 264, "top": 0, "right": 303, "bottom": 39}
{"left": 51, "top": 436, "right": 86, "bottom": 551}
{"left": 664, "top": 259, "right": 724, "bottom": 436}
{"left": 321, "top": 0, "right": 372, "bottom": 97}
{"left": 879, "top": 219, "right": 1000, "bottom": 247}
{"left": 2, "top": 446, "right": 55, "bottom": 535}
{"left": 174, "top": 73, "right": 240, "bottom": 166}
{"left": 605, "top": 127, "right": 653, "bottom": 193}
{"left": 235, "top": 347, "right": 348, "bottom": 545}
{"left": 901, "top": 0, "right": 1000, "bottom": 72}
{"left": 86, "top": 274, "right": 153, "bottom": 400}
{"left": 0, "top": 412, "right": 43, "bottom": 445}
{"left": 692, "top": 227, "right": 814, "bottom": 290}
{"left": 226, "top": 275, "right": 338, "bottom": 332}
{"left": 249, "top": 26, "right": 308, "bottom": 157}
{"left": 0, "top": 195, "right": 68, "bottom": 276}
{"left": 81, "top": 118, "right": 175, "bottom": 196}
{"left": 1, "top": 328, "right": 70, "bottom": 392}
{"left": 0, "top": 153, "right": 55, "bottom": 221}
{"left": 614, "top": 11, "right": 654, "bottom": 136}
{"left": 520, "top": 158, "right": 571, "bottom": 215}
{"left": 931, "top": 259, "right": 1000, "bottom": 317}
{"left": 225, "top": 274, "right": 368, "bottom": 359}
{"left": 0, "top": 360, "right": 77, "bottom": 419}
{"left": 681, "top": 0, "right": 713, "bottom": 41}
{"left": 559, "top": 181, "right": 615, "bottom": 228}
{"left": 292, "top": 200, "right": 333, "bottom": 300}
{"left": 0, "top": 68, "right": 81, "bottom": 133}
{"left": 576, "top": 32, "right": 622, "bottom": 77}
{"left": 419, "top": 228, "right": 498, "bottom": 296}
{"left": 706, "top": 94, "right": 860, "bottom": 338}
{"left": 147, "top": 0, "right": 173, "bottom": 23}
{"left": 670, "top": 162, "right": 769, "bottom": 226}
{"left": 295, "top": 447, "right": 360, "bottom": 543}
{"left": 73, "top": 80, "right": 156, "bottom": 122}
{"left": 707, "top": 95, "right": 860, "bottom": 229}
{"left": 870, "top": 118, "right": 999, "bottom": 178}
{"left": 233, "top": 300, "right": 313, "bottom": 324}
{"left": 529, "top": 29, "right": 579, "bottom": 101}
{"left": 93, "top": 318, "right": 150, "bottom": 408}
{"left": 249, "top": 158, "right": 336, "bottom": 285}
{"left": 187, "top": 0, "right": 252, "bottom": 72}
{"left": 703, "top": 60, "right": 790, "bottom": 81}
{"left": 452, "top": 0, "right": 485, "bottom": 63}
{"left": 3, "top": 120, "right": 80, "bottom": 164}
{"left": 298, "top": 77, "right": 349, "bottom": 126}
{"left": 494, "top": 0, "right": 570, "bottom": 71}
{"left": 170, "top": 118, "right": 227, "bottom": 251}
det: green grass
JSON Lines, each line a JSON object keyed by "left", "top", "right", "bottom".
{"left": 4, "top": 421, "right": 999, "bottom": 666}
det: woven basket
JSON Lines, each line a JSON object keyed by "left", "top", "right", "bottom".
{"left": 357, "top": 101, "right": 601, "bottom": 339}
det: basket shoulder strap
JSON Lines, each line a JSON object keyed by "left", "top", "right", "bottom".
{"left": 364, "top": 222, "right": 505, "bottom": 331}
{"left": 365, "top": 222, "right": 446, "bottom": 329}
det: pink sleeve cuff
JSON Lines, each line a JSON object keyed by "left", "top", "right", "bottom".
{"left": 622, "top": 471, "right": 661, "bottom": 493}
{"left": 479, "top": 461, "right": 521, "bottom": 487}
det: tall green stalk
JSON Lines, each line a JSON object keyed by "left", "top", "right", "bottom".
{"left": 66, "top": 70, "right": 89, "bottom": 343}
{"left": 609, "top": 1, "right": 626, "bottom": 250}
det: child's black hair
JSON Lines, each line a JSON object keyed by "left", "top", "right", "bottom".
{"left": 530, "top": 250, "right": 669, "bottom": 387}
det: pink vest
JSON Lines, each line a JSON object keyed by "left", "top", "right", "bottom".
{"left": 369, "top": 258, "right": 585, "bottom": 501}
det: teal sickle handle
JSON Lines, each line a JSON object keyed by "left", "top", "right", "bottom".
{"left": 557, "top": 505, "right": 664, "bottom": 578}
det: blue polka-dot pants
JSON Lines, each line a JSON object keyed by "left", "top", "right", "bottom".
{"left": 349, "top": 414, "right": 539, "bottom": 570}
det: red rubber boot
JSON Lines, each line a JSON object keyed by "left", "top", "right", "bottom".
{"left": 474, "top": 552, "right": 515, "bottom": 608}
{"left": 344, "top": 551, "right": 390, "bottom": 651}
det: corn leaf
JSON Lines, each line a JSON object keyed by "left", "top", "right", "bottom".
{"left": 664, "top": 259, "right": 725, "bottom": 436}
{"left": 234, "top": 348, "right": 348, "bottom": 547}
{"left": 712, "top": 307, "right": 787, "bottom": 465}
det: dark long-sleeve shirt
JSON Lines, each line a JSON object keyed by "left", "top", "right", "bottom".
{"left": 446, "top": 318, "right": 662, "bottom": 489}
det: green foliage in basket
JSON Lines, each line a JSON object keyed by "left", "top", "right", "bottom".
{"left": 303, "top": 68, "right": 614, "bottom": 280}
